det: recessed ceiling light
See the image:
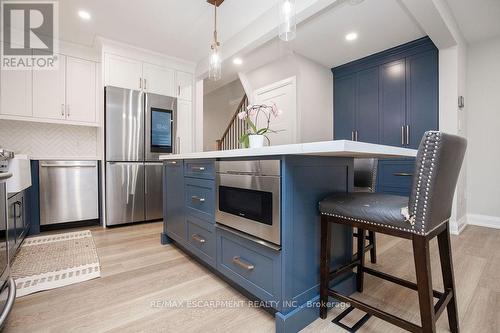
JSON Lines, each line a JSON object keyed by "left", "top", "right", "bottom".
{"left": 233, "top": 58, "right": 243, "bottom": 65}
{"left": 345, "top": 32, "right": 358, "bottom": 41}
{"left": 78, "top": 10, "right": 91, "bottom": 20}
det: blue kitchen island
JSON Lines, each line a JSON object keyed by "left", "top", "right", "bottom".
{"left": 159, "top": 140, "right": 416, "bottom": 333}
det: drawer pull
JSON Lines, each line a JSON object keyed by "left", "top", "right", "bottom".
{"left": 166, "top": 161, "right": 178, "bottom": 165}
{"left": 191, "top": 196, "right": 206, "bottom": 203}
{"left": 232, "top": 256, "right": 254, "bottom": 271}
{"left": 191, "top": 234, "right": 206, "bottom": 244}
{"left": 192, "top": 166, "right": 206, "bottom": 171}
{"left": 393, "top": 173, "right": 413, "bottom": 177}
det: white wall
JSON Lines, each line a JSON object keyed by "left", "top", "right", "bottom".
{"left": 466, "top": 36, "right": 500, "bottom": 228}
{"left": 240, "top": 52, "right": 333, "bottom": 143}
{"left": 203, "top": 79, "right": 245, "bottom": 151}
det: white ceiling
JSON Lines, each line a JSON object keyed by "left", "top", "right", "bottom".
{"left": 205, "top": 0, "right": 426, "bottom": 93}
{"left": 445, "top": 0, "right": 500, "bottom": 43}
{"left": 293, "top": 0, "right": 425, "bottom": 68}
{"left": 59, "top": 0, "right": 276, "bottom": 62}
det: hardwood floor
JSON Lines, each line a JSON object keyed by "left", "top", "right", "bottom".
{"left": 4, "top": 223, "right": 499, "bottom": 332}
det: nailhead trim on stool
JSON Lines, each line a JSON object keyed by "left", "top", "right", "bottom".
{"left": 412, "top": 131, "right": 440, "bottom": 234}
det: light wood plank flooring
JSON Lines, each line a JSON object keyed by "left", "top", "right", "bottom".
{"left": 4, "top": 222, "right": 499, "bottom": 332}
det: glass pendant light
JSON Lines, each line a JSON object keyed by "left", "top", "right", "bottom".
{"left": 279, "top": 0, "right": 296, "bottom": 42}
{"left": 208, "top": 1, "right": 222, "bottom": 81}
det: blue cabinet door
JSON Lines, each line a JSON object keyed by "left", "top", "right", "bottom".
{"left": 164, "top": 160, "right": 186, "bottom": 243}
{"left": 356, "top": 67, "right": 380, "bottom": 144}
{"left": 334, "top": 74, "right": 356, "bottom": 140}
{"left": 379, "top": 60, "right": 406, "bottom": 147}
{"left": 406, "top": 50, "right": 439, "bottom": 148}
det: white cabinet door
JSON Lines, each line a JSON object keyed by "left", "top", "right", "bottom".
{"left": 0, "top": 69, "right": 32, "bottom": 117}
{"left": 66, "top": 56, "right": 96, "bottom": 123}
{"left": 104, "top": 54, "right": 142, "bottom": 91}
{"left": 33, "top": 55, "right": 66, "bottom": 120}
{"left": 176, "top": 71, "right": 193, "bottom": 101}
{"left": 177, "top": 100, "right": 193, "bottom": 153}
{"left": 143, "top": 63, "right": 175, "bottom": 96}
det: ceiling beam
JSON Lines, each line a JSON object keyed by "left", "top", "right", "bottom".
{"left": 207, "top": 0, "right": 224, "bottom": 7}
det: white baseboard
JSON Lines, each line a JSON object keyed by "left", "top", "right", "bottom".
{"left": 450, "top": 215, "right": 468, "bottom": 235}
{"left": 467, "top": 214, "right": 500, "bottom": 230}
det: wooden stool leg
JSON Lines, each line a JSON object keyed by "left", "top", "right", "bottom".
{"left": 356, "top": 228, "right": 366, "bottom": 292}
{"left": 319, "top": 215, "right": 331, "bottom": 319}
{"left": 368, "top": 231, "right": 377, "bottom": 264}
{"left": 413, "top": 234, "right": 437, "bottom": 333}
{"left": 437, "top": 223, "right": 460, "bottom": 333}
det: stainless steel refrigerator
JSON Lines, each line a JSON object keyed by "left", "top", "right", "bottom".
{"left": 105, "top": 86, "right": 177, "bottom": 226}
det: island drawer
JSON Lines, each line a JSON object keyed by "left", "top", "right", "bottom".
{"left": 185, "top": 178, "right": 215, "bottom": 221}
{"left": 216, "top": 226, "right": 281, "bottom": 306}
{"left": 184, "top": 160, "right": 215, "bottom": 180}
{"left": 186, "top": 215, "right": 216, "bottom": 267}
{"left": 377, "top": 159, "right": 415, "bottom": 196}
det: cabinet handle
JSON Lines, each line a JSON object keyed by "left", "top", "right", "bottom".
{"left": 66, "top": 104, "right": 70, "bottom": 117}
{"left": 355, "top": 130, "right": 359, "bottom": 142}
{"left": 351, "top": 130, "right": 355, "bottom": 141}
{"left": 191, "top": 234, "right": 206, "bottom": 244}
{"left": 401, "top": 126, "right": 405, "bottom": 146}
{"left": 178, "top": 85, "right": 181, "bottom": 97}
{"left": 61, "top": 104, "right": 65, "bottom": 117}
{"left": 406, "top": 125, "right": 410, "bottom": 146}
{"left": 232, "top": 256, "right": 254, "bottom": 271}
{"left": 191, "top": 166, "right": 206, "bottom": 171}
{"left": 139, "top": 78, "right": 142, "bottom": 89}
{"left": 165, "top": 161, "right": 178, "bottom": 165}
{"left": 393, "top": 172, "right": 413, "bottom": 177}
{"left": 191, "top": 196, "right": 205, "bottom": 203}
{"left": 14, "top": 201, "right": 22, "bottom": 219}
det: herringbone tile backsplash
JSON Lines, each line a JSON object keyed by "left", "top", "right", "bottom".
{"left": 0, "top": 120, "right": 99, "bottom": 159}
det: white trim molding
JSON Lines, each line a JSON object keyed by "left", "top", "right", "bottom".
{"left": 467, "top": 214, "right": 500, "bottom": 230}
{"left": 450, "top": 215, "right": 468, "bottom": 235}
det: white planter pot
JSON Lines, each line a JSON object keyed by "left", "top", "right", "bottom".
{"left": 249, "top": 135, "right": 265, "bottom": 148}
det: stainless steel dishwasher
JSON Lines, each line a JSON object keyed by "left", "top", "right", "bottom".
{"left": 39, "top": 161, "right": 99, "bottom": 225}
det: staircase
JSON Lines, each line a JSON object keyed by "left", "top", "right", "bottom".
{"left": 216, "top": 95, "right": 248, "bottom": 150}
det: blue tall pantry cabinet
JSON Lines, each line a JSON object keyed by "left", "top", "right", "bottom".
{"left": 333, "top": 37, "right": 439, "bottom": 195}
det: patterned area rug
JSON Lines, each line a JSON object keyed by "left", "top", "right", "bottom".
{"left": 11, "top": 230, "right": 101, "bottom": 297}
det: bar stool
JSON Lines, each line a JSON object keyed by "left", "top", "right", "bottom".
{"left": 319, "top": 131, "right": 466, "bottom": 332}
{"left": 352, "top": 158, "right": 378, "bottom": 264}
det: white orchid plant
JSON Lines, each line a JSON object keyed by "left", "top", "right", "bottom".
{"left": 237, "top": 103, "right": 283, "bottom": 148}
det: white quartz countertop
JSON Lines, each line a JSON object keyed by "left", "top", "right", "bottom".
{"left": 159, "top": 140, "right": 417, "bottom": 160}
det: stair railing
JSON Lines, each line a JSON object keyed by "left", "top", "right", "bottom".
{"left": 216, "top": 95, "right": 248, "bottom": 150}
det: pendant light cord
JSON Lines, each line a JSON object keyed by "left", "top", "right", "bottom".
{"left": 213, "top": 0, "right": 219, "bottom": 48}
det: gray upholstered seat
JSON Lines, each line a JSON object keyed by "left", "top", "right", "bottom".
{"left": 319, "top": 131, "right": 467, "bottom": 236}
{"left": 319, "top": 192, "right": 411, "bottom": 232}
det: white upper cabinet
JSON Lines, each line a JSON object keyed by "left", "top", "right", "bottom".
{"left": 104, "top": 54, "right": 142, "bottom": 91}
{"left": 177, "top": 100, "right": 193, "bottom": 153}
{"left": 0, "top": 69, "right": 32, "bottom": 117}
{"left": 104, "top": 54, "right": 177, "bottom": 97}
{"left": 143, "top": 63, "right": 175, "bottom": 96}
{"left": 66, "top": 56, "right": 96, "bottom": 123}
{"left": 3, "top": 54, "right": 99, "bottom": 126}
{"left": 176, "top": 71, "right": 193, "bottom": 101}
{"left": 33, "top": 55, "right": 66, "bottom": 120}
